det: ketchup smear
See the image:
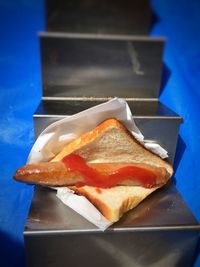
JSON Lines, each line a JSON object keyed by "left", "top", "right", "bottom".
{"left": 62, "top": 153, "right": 157, "bottom": 188}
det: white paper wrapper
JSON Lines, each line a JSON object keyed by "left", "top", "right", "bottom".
{"left": 27, "top": 98, "right": 168, "bottom": 230}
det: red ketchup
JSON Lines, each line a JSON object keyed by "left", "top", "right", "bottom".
{"left": 95, "top": 188, "right": 102, "bottom": 194}
{"left": 62, "top": 153, "right": 157, "bottom": 188}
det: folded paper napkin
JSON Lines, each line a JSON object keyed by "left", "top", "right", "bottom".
{"left": 27, "top": 98, "right": 168, "bottom": 230}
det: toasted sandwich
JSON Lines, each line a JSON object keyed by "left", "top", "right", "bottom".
{"left": 14, "top": 118, "right": 173, "bottom": 222}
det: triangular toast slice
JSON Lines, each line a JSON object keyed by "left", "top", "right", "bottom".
{"left": 70, "top": 185, "right": 159, "bottom": 222}
{"left": 52, "top": 118, "right": 173, "bottom": 176}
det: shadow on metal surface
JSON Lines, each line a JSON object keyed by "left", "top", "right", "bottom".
{"left": 173, "top": 135, "right": 186, "bottom": 174}
{"left": 160, "top": 63, "right": 171, "bottom": 97}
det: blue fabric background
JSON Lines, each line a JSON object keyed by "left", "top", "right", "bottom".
{"left": 0, "top": 0, "right": 199, "bottom": 266}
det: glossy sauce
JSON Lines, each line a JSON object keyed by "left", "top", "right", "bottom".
{"left": 62, "top": 153, "right": 157, "bottom": 188}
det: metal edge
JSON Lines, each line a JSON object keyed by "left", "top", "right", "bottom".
{"left": 36, "top": 98, "right": 183, "bottom": 121}
{"left": 33, "top": 114, "right": 182, "bottom": 120}
{"left": 42, "top": 97, "right": 159, "bottom": 101}
{"left": 24, "top": 225, "right": 200, "bottom": 236}
{"left": 38, "top": 31, "right": 166, "bottom": 42}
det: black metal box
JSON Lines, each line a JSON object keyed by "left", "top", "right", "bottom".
{"left": 40, "top": 33, "right": 164, "bottom": 99}
{"left": 46, "top": 0, "right": 152, "bottom": 35}
{"left": 24, "top": 29, "right": 199, "bottom": 267}
{"left": 24, "top": 183, "right": 199, "bottom": 267}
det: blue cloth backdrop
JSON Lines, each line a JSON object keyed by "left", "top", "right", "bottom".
{"left": 0, "top": 0, "right": 199, "bottom": 266}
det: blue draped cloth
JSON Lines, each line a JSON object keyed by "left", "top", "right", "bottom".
{"left": 0, "top": 0, "right": 199, "bottom": 266}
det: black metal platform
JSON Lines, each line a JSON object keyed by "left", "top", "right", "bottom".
{"left": 24, "top": 183, "right": 199, "bottom": 267}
